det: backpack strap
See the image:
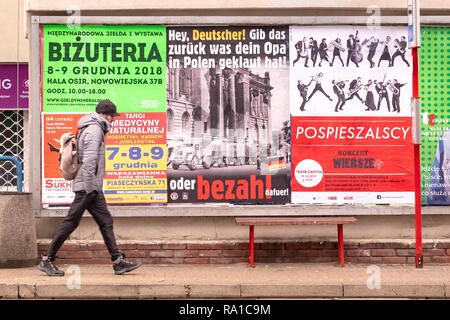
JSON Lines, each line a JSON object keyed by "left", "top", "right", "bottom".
{"left": 76, "top": 127, "right": 86, "bottom": 139}
{"left": 75, "top": 126, "right": 99, "bottom": 175}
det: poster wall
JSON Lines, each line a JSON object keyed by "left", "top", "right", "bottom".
{"left": 38, "top": 24, "right": 425, "bottom": 209}
{"left": 420, "top": 26, "right": 450, "bottom": 205}
{"left": 166, "top": 26, "right": 291, "bottom": 204}
{"left": 290, "top": 26, "right": 414, "bottom": 204}
{"left": 41, "top": 25, "right": 167, "bottom": 205}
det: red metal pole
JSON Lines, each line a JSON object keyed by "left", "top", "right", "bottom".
{"left": 412, "top": 47, "right": 423, "bottom": 268}
{"left": 249, "top": 225, "right": 255, "bottom": 267}
{"left": 337, "top": 224, "right": 344, "bottom": 267}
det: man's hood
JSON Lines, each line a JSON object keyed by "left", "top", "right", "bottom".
{"left": 77, "top": 112, "right": 111, "bottom": 133}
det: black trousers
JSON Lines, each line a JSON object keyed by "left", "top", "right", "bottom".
{"left": 335, "top": 93, "right": 346, "bottom": 111}
{"left": 377, "top": 93, "right": 391, "bottom": 111}
{"left": 346, "top": 92, "right": 363, "bottom": 102}
{"left": 331, "top": 54, "right": 344, "bottom": 66}
{"left": 367, "top": 50, "right": 376, "bottom": 66}
{"left": 293, "top": 52, "right": 309, "bottom": 66}
{"left": 308, "top": 84, "right": 331, "bottom": 101}
{"left": 392, "top": 95, "right": 400, "bottom": 112}
{"left": 299, "top": 93, "right": 307, "bottom": 110}
{"left": 391, "top": 51, "right": 409, "bottom": 66}
{"left": 46, "top": 191, "right": 122, "bottom": 261}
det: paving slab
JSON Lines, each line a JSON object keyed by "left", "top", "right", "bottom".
{"left": 0, "top": 263, "right": 449, "bottom": 299}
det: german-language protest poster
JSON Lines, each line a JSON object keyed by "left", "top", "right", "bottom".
{"left": 290, "top": 26, "right": 414, "bottom": 204}
{"left": 166, "top": 26, "right": 291, "bottom": 204}
{"left": 419, "top": 26, "right": 450, "bottom": 205}
{"left": 41, "top": 25, "right": 167, "bottom": 206}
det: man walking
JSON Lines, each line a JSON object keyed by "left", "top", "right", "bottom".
{"left": 38, "top": 100, "right": 142, "bottom": 276}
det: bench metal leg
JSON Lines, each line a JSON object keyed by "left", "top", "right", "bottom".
{"left": 337, "top": 224, "right": 344, "bottom": 267}
{"left": 249, "top": 225, "right": 255, "bottom": 267}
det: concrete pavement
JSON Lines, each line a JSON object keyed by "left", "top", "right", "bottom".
{"left": 1, "top": 262, "right": 450, "bottom": 299}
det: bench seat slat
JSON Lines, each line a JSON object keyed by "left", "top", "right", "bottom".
{"left": 235, "top": 217, "right": 357, "bottom": 226}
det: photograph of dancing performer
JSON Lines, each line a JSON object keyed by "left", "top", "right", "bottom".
{"left": 293, "top": 37, "right": 309, "bottom": 67}
{"left": 318, "top": 38, "right": 330, "bottom": 67}
{"left": 391, "top": 36, "right": 410, "bottom": 67}
{"left": 389, "top": 79, "right": 407, "bottom": 112}
{"left": 346, "top": 34, "right": 355, "bottom": 67}
{"left": 375, "top": 78, "right": 391, "bottom": 111}
{"left": 309, "top": 37, "right": 319, "bottom": 67}
{"left": 364, "top": 37, "right": 380, "bottom": 68}
{"left": 307, "top": 72, "right": 333, "bottom": 102}
{"left": 297, "top": 79, "right": 313, "bottom": 111}
{"left": 349, "top": 31, "right": 363, "bottom": 67}
{"left": 332, "top": 79, "right": 346, "bottom": 112}
{"left": 363, "top": 80, "right": 376, "bottom": 111}
{"left": 345, "top": 77, "right": 365, "bottom": 104}
{"left": 378, "top": 36, "right": 392, "bottom": 67}
{"left": 330, "top": 38, "right": 345, "bottom": 67}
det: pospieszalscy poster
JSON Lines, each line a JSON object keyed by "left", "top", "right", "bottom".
{"left": 290, "top": 26, "right": 414, "bottom": 204}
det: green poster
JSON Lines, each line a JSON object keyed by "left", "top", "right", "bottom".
{"left": 42, "top": 25, "right": 166, "bottom": 113}
{"left": 419, "top": 26, "right": 450, "bottom": 204}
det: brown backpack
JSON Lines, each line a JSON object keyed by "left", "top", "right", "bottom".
{"left": 58, "top": 129, "right": 84, "bottom": 180}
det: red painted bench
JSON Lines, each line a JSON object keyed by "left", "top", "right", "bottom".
{"left": 235, "top": 216, "right": 358, "bottom": 267}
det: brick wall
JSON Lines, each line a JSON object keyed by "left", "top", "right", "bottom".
{"left": 37, "top": 240, "right": 450, "bottom": 265}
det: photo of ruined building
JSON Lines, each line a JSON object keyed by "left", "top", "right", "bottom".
{"left": 166, "top": 66, "right": 285, "bottom": 168}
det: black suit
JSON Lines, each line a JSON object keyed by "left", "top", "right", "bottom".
{"left": 392, "top": 83, "right": 406, "bottom": 112}
{"left": 333, "top": 83, "right": 346, "bottom": 111}
{"left": 293, "top": 41, "right": 309, "bottom": 66}
{"left": 346, "top": 38, "right": 354, "bottom": 66}
{"left": 376, "top": 84, "right": 390, "bottom": 111}
{"left": 391, "top": 40, "right": 410, "bottom": 67}
{"left": 346, "top": 80, "right": 363, "bottom": 102}
{"left": 310, "top": 40, "right": 319, "bottom": 66}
